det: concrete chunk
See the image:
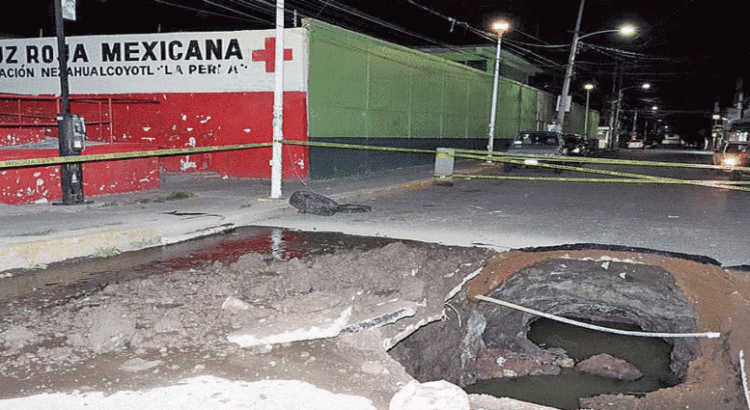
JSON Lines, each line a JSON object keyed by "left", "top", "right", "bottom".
{"left": 227, "top": 306, "right": 352, "bottom": 347}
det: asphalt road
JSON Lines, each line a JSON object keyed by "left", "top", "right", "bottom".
{"left": 256, "top": 148, "right": 750, "bottom": 268}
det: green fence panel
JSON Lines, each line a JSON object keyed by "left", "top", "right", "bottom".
{"left": 464, "top": 76, "right": 492, "bottom": 138}
{"left": 305, "top": 19, "right": 599, "bottom": 177}
{"left": 495, "top": 79, "right": 520, "bottom": 138}
{"left": 518, "top": 86, "right": 540, "bottom": 131}
{"left": 308, "top": 108, "right": 366, "bottom": 139}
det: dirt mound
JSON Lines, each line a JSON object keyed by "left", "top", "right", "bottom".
{"left": 0, "top": 241, "right": 490, "bottom": 409}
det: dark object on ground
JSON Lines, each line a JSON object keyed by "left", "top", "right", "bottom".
{"left": 290, "top": 191, "right": 372, "bottom": 216}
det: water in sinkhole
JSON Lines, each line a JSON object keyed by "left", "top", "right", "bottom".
{"left": 464, "top": 318, "right": 678, "bottom": 410}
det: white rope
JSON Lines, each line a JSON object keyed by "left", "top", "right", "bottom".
{"left": 475, "top": 295, "right": 721, "bottom": 339}
{"left": 741, "top": 350, "right": 750, "bottom": 410}
{"left": 443, "top": 302, "right": 462, "bottom": 328}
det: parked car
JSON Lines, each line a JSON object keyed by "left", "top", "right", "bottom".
{"left": 563, "top": 134, "right": 589, "bottom": 156}
{"left": 508, "top": 131, "right": 569, "bottom": 157}
{"left": 507, "top": 131, "right": 569, "bottom": 171}
{"left": 713, "top": 142, "right": 749, "bottom": 178}
{"left": 661, "top": 133, "right": 682, "bottom": 147}
{"left": 644, "top": 139, "right": 660, "bottom": 149}
{"left": 626, "top": 136, "right": 645, "bottom": 149}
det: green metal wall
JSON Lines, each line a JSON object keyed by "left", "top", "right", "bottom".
{"left": 306, "top": 19, "right": 599, "bottom": 178}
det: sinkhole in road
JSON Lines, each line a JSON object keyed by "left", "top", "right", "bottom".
{"left": 388, "top": 253, "right": 700, "bottom": 410}
{"left": 3, "top": 226, "right": 720, "bottom": 409}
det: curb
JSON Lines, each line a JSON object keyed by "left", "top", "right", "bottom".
{"left": 0, "top": 199, "right": 294, "bottom": 273}
{"left": 0, "top": 171, "right": 441, "bottom": 273}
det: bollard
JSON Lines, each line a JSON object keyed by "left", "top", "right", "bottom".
{"left": 434, "top": 148, "right": 455, "bottom": 186}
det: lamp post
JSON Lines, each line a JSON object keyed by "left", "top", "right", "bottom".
{"left": 583, "top": 83, "right": 594, "bottom": 138}
{"left": 487, "top": 19, "right": 511, "bottom": 153}
{"left": 555, "top": 0, "right": 635, "bottom": 132}
{"left": 611, "top": 82, "right": 650, "bottom": 148}
{"left": 644, "top": 105, "right": 658, "bottom": 142}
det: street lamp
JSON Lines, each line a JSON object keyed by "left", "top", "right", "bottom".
{"left": 487, "top": 19, "right": 511, "bottom": 153}
{"left": 578, "top": 24, "right": 636, "bottom": 41}
{"left": 555, "top": 0, "right": 636, "bottom": 132}
{"left": 643, "top": 106, "right": 659, "bottom": 142}
{"left": 610, "top": 82, "right": 650, "bottom": 148}
{"left": 584, "top": 83, "right": 594, "bottom": 138}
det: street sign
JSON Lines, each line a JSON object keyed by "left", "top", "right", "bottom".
{"left": 62, "top": 0, "right": 76, "bottom": 21}
{"left": 556, "top": 95, "right": 572, "bottom": 113}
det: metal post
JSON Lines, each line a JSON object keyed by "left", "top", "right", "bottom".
{"left": 487, "top": 34, "right": 503, "bottom": 153}
{"left": 606, "top": 65, "right": 618, "bottom": 149}
{"left": 607, "top": 97, "right": 616, "bottom": 149}
{"left": 584, "top": 86, "right": 592, "bottom": 138}
{"left": 54, "top": 0, "right": 84, "bottom": 205}
{"left": 555, "top": 0, "right": 585, "bottom": 133}
{"left": 270, "top": 0, "right": 285, "bottom": 199}
{"left": 54, "top": 0, "right": 69, "bottom": 115}
{"left": 612, "top": 88, "right": 623, "bottom": 149}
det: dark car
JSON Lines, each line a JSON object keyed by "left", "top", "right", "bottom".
{"left": 506, "top": 131, "right": 569, "bottom": 172}
{"left": 508, "top": 131, "right": 569, "bottom": 157}
{"left": 563, "top": 134, "right": 589, "bottom": 156}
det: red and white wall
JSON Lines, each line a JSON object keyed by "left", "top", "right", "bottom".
{"left": 0, "top": 28, "right": 309, "bottom": 204}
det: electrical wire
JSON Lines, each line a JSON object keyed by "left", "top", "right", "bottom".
{"left": 150, "top": 0, "right": 259, "bottom": 23}
{"left": 141, "top": 0, "right": 737, "bottom": 109}
{"left": 201, "top": 0, "right": 269, "bottom": 21}
{"left": 143, "top": 0, "right": 571, "bottom": 76}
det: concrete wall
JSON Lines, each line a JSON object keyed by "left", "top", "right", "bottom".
{"left": 0, "top": 29, "right": 310, "bottom": 178}
{"left": 0, "top": 29, "right": 310, "bottom": 203}
{"left": 0, "top": 144, "right": 159, "bottom": 204}
{"left": 306, "top": 19, "right": 599, "bottom": 179}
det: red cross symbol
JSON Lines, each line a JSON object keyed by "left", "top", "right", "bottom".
{"left": 252, "top": 37, "right": 293, "bottom": 73}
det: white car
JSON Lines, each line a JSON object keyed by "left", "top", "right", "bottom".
{"left": 627, "top": 138, "right": 644, "bottom": 149}
{"left": 662, "top": 134, "right": 682, "bottom": 147}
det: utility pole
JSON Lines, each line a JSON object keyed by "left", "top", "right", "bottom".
{"left": 555, "top": 0, "right": 586, "bottom": 132}
{"left": 270, "top": 0, "right": 285, "bottom": 199}
{"left": 54, "top": 0, "right": 85, "bottom": 204}
{"left": 736, "top": 78, "right": 745, "bottom": 119}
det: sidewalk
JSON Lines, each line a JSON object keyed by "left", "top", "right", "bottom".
{"left": 0, "top": 164, "right": 445, "bottom": 273}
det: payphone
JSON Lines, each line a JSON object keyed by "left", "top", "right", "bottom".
{"left": 56, "top": 113, "right": 86, "bottom": 156}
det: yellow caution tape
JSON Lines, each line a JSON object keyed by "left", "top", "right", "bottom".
{"left": 281, "top": 139, "right": 435, "bottom": 154}
{"left": 453, "top": 151, "right": 750, "bottom": 192}
{"left": 0, "top": 142, "right": 272, "bottom": 169}
{"left": 2, "top": 139, "right": 748, "bottom": 192}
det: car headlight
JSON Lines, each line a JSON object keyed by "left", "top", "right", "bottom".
{"left": 722, "top": 156, "right": 740, "bottom": 167}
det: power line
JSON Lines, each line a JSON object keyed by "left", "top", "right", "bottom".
{"left": 150, "top": 0, "right": 259, "bottom": 23}
{"left": 140, "top": 0, "right": 731, "bottom": 109}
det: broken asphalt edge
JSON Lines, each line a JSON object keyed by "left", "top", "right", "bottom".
{"left": 0, "top": 176, "right": 437, "bottom": 273}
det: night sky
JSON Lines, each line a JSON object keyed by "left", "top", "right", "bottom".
{"left": 2, "top": 0, "right": 749, "bottom": 138}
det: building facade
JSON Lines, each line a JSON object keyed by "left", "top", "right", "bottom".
{"left": 0, "top": 19, "right": 598, "bottom": 204}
